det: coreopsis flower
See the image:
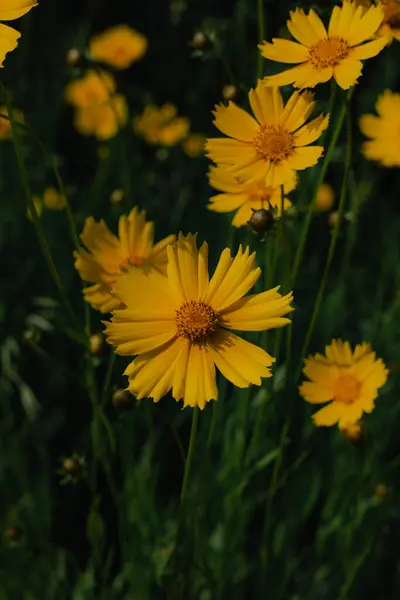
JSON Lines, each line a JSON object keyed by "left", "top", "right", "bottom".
{"left": 104, "top": 233, "right": 294, "bottom": 409}
{"left": 299, "top": 339, "right": 388, "bottom": 427}
{"left": 0, "top": 105, "right": 24, "bottom": 140}
{"left": 182, "top": 133, "right": 205, "bottom": 157}
{"left": 206, "top": 82, "right": 329, "bottom": 187}
{"left": 65, "top": 70, "right": 115, "bottom": 109}
{"left": 0, "top": 0, "right": 37, "bottom": 67}
{"left": 378, "top": 0, "right": 400, "bottom": 41}
{"left": 89, "top": 24, "right": 147, "bottom": 69}
{"left": 259, "top": 1, "right": 388, "bottom": 90}
{"left": 74, "top": 94, "right": 128, "bottom": 141}
{"left": 360, "top": 90, "right": 400, "bottom": 166}
{"left": 208, "top": 167, "right": 295, "bottom": 227}
{"left": 74, "top": 208, "right": 175, "bottom": 312}
{"left": 133, "top": 104, "right": 190, "bottom": 146}
{"left": 315, "top": 183, "right": 335, "bottom": 211}
{"left": 42, "top": 187, "right": 66, "bottom": 210}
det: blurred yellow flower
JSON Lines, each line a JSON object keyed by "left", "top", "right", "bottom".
{"left": 182, "top": 133, "right": 205, "bottom": 157}
{"left": 89, "top": 24, "right": 147, "bottom": 69}
{"left": 26, "top": 196, "right": 42, "bottom": 221}
{"left": 42, "top": 187, "right": 66, "bottom": 210}
{"left": 74, "top": 94, "right": 128, "bottom": 141}
{"left": 260, "top": 1, "right": 388, "bottom": 89}
{"left": 104, "top": 233, "right": 294, "bottom": 409}
{"left": 65, "top": 70, "right": 115, "bottom": 109}
{"left": 360, "top": 90, "right": 400, "bottom": 166}
{"left": 378, "top": 0, "right": 400, "bottom": 41}
{"left": 299, "top": 339, "right": 388, "bottom": 427}
{"left": 0, "top": 105, "right": 24, "bottom": 140}
{"left": 134, "top": 104, "right": 190, "bottom": 146}
{"left": 206, "top": 82, "right": 329, "bottom": 187}
{"left": 315, "top": 183, "right": 335, "bottom": 211}
{"left": 0, "top": 0, "right": 37, "bottom": 67}
{"left": 339, "top": 420, "right": 364, "bottom": 444}
{"left": 74, "top": 208, "right": 175, "bottom": 313}
{"left": 208, "top": 167, "right": 295, "bottom": 227}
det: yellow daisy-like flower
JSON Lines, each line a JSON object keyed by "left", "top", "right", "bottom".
{"left": 182, "top": 133, "right": 206, "bottom": 157}
{"left": 208, "top": 167, "right": 296, "bottom": 227}
{"left": 377, "top": 0, "right": 400, "bottom": 41}
{"left": 206, "top": 82, "right": 329, "bottom": 188}
{"left": 259, "top": 1, "right": 388, "bottom": 90}
{"left": 299, "top": 339, "right": 388, "bottom": 427}
{"left": 360, "top": 89, "right": 400, "bottom": 166}
{"left": 133, "top": 104, "right": 190, "bottom": 146}
{"left": 74, "top": 208, "right": 175, "bottom": 313}
{"left": 65, "top": 70, "right": 115, "bottom": 109}
{"left": 104, "top": 234, "right": 294, "bottom": 409}
{"left": 315, "top": 183, "right": 335, "bottom": 211}
{"left": 0, "top": 104, "right": 24, "bottom": 140}
{"left": 74, "top": 95, "right": 128, "bottom": 141}
{"left": 89, "top": 24, "right": 148, "bottom": 70}
{"left": 0, "top": 0, "right": 37, "bottom": 67}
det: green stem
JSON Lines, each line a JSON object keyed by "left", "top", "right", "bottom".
{"left": 100, "top": 351, "right": 116, "bottom": 406}
{"left": 257, "top": 0, "right": 265, "bottom": 79}
{"left": 291, "top": 85, "right": 345, "bottom": 285}
{"left": 7, "top": 100, "right": 77, "bottom": 326}
{"left": 295, "top": 94, "right": 353, "bottom": 378}
{"left": 180, "top": 407, "right": 199, "bottom": 505}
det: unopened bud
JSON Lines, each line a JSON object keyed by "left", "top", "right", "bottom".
{"left": 112, "top": 388, "right": 136, "bottom": 411}
{"left": 374, "top": 483, "right": 389, "bottom": 500}
{"left": 3, "top": 525, "right": 23, "bottom": 544}
{"left": 222, "top": 84, "right": 238, "bottom": 102}
{"left": 89, "top": 332, "right": 105, "bottom": 356}
{"left": 191, "top": 31, "right": 209, "bottom": 50}
{"left": 248, "top": 207, "right": 275, "bottom": 234}
{"left": 62, "top": 457, "right": 81, "bottom": 475}
{"left": 66, "top": 48, "right": 83, "bottom": 67}
{"left": 110, "top": 189, "right": 124, "bottom": 205}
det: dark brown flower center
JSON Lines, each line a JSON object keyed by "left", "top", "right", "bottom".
{"left": 175, "top": 300, "right": 219, "bottom": 343}
{"left": 308, "top": 37, "right": 349, "bottom": 68}
{"left": 254, "top": 125, "right": 295, "bottom": 164}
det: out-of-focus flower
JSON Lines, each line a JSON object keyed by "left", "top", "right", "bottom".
{"left": 360, "top": 90, "right": 400, "bottom": 167}
{"left": 374, "top": 483, "right": 389, "bottom": 499}
{"left": 339, "top": 420, "right": 365, "bottom": 445}
{"left": 74, "top": 94, "right": 128, "bottom": 141}
{"left": 0, "top": 0, "right": 37, "bottom": 67}
{"left": 104, "top": 233, "right": 294, "bottom": 409}
{"left": 0, "top": 105, "right": 24, "bottom": 140}
{"left": 315, "top": 183, "right": 335, "bottom": 212}
{"left": 26, "top": 196, "right": 43, "bottom": 221}
{"left": 89, "top": 25, "right": 147, "bottom": 69}
{"left": 377, "top": 0, "right": 400, "bottom": 41}
{"left": 208, "top": 167, "right": 295, "bottom": 227}
{"left": 74, "top": 207, "right": 175, "bottom": 312}
{"left": 260, "top": 1, "right": 388, "bottom": 90}
{"left": 110, "top": 188, "right": 124, "bottom": 204}
{"left": 182, "top": 133, "right": 205, "bottom": 157}
{"left": 300, "top": 339, "right": 388, "bottom": 427}
{"left": 42, "top": 187, "right": 66, "bottom": 210}
{"left": 206, "top": 82, "right": 329, "bottom": 187}
{"left": 65, "top": 70, "right": 115, "bottom": 109}
{"left": 134, "top": 104, "right": 190, "bottom": 146}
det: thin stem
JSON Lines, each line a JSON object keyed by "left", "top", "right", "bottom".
{"left": 100, "top": 351, "right": 116, "bottom": 406}
{"left": 180, "top": 407, "right": 199, "bottom": 505}
{"left": 295, "top": 94, "right": 353, "bottom": 379}
{"left": 7, "top": 100, "right": 77, "bottom": 326}
{"left": 257, "top": 0, "right": 265, "bottom": 79}
{"left": 291, "top": 85, "right": 345, "bottom": 285}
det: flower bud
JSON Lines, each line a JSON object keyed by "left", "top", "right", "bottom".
{"left": 110, "top": 189, "right": 125, "bottom": 204}
{"left": 66, "top": 48, "right": 83, "bottom": 67}
{"left": 222, "top": 84, "right": 239, "bottom": 102}
{"left": 112, "top": 388, "right": 136, "bottom": 410}
{"left": 248, "top": 208, "right": 275, "bottom": 234}
{"left": 191, "top": 31, "right": 209, "bottom": 50}
{"left": 89, "top": 332, "right": 106, "bottom": 355}
{"left": 374, "top": 483, "right": 389, "bottom": 500}
{"left": 315, "top": 183, "right": 335, "bottom": 212}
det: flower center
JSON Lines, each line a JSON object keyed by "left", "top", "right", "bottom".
{"left": 254, "top": 125, "right": 295, "bottom": 164}
{"left": 308, "top": 37, "right": 349, "bottom": 68}
{"left": 175, "top": 300, "right": 219, "bottom": 343}
{"left": 334, "top": 374, "right": 361, "bottom": 404}
{"left": 119, "top": 256, "right": 143, "bottom": 270}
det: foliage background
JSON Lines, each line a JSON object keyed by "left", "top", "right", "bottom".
{"left": 1, "top": 0, "right": 400, "bottom": 598}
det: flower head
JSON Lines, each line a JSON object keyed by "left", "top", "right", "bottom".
{"left": 182, "top": 133, "right": 205, "bottom": 157}
{"left": 42, "top": 187, "right": 66, "bottom": 210}
{"left": 260, "top": 1, "right": 388, "bottom": 90}
{"left": 299, "top": 339, "right": 388, "bottom": 427}
{"left": 0, "top": 0, "right": 37, "bottom": 67}
{"left": 360, "top": 89, "right": 400, "bottom": 166}
{"left": 133, "top": 104, "right": 190, "bottom": 146}
{"left": 377, "top": 0, "right": 400, "bottom": 42}
{"left": 89, "top": 24, "right": 147, "bottom": 70}
{"left": 0, "top": 105, "right": 24, "bottom": 140}
{"left": 315, "top": 183, "right": 335, "bottom": 211}
{"left": 206, "top": 82, "right": 329, "bottom": 187}
{"left": 74, "top": 208, "right": 175, "bottom": 312}
{"left": 208, "top": 166, "right": 295, "bottom": 227}
{"left": 65, "top": 70, "right": 115, "bottom": 109}
{"left": 104, "top": 234, "right": 294, "bottom": 409}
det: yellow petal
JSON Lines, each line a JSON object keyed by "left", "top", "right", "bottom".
{"left": 333, "top": 58, "right": 363, "bottom": 90}
{"left": 221, "top": 289, "right": 293, "bottom": 331}
{"left": 80, "top": 216, "right": 122, "bottom": 273}
{"left": 212, "top": 102, "right": 259, "bottom": 141}
{"left": 325, "top": 339, "right": 353, "bottom": 365}
{"left": 294, "top": 114, "right": 329, "bottom": 146}
{"left": 149, "top": 234, "right": 176, "bottom": 271}
{"left": 350, "top": 36, "right": 388, "bottom": 60}
{"left": 299, "top": 381, "right": 334, "bottom": 404}
{"left": 288, "top": 9, "right": 323, "bottom": 46}
{"left": 83, "top": 283, "right": 121, "bottom": 313}
{"left": 74, "top": 248, "right": 106, "bottom": 283}
{"left": 313, "top": 402, "right": 341, "bottom": 426}
{"left": 197, "top": 241, "right": 210, "bottom": 301}
{"left": 347, "top": 4, "right": 384, "bottom": 46}
{"left": 0, "top": 0, "right": 37, "bottom": 20}
{"left": 359, "top": 114, "right": 380, "bottom": 138}
{"left": 112, "top": 267, "right": 176, "bottom": 318}
{"left": 167, "top": 233, "right": 199, "bottom": 302}
{"left": 208, "top": 166, "right": 244, "bottom": 193}
{"left": 208, "top": 329, "right": 274, "bottom": 387}
{"left": 330, "top": 0, "right": 358, "bottom": 39}
{"left": 208, "top": 192, "right": 249, "bottom": 213}
{"left": 183, "top": 344, "right": 218, "bottom": 409}
{"left": 105, "top": 317, "right": 176, "bottom": 355}
{"left": 279, "top": 90, "right": 316, "bottom": 132}
{"left": 205, "top": 138, "right": 257, "bottom": 165}
{"left": 288, "top": 146, "right": 323, "bottom": 170}
{"left": 259, "top": 38, "right": 309, "bottom": 63}
{"left": 248, "top": 83, "right": 284, "bottom": 125}
{"left": 307, "top": 9, "right": 328, "bottom": 40}
{"left": 0, "top": 23, "right": 20, "bottom": 67}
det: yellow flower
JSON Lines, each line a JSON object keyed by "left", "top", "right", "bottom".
{"left": 42, "top": 187, "right": 66, "bottom": 210}
{"left": 259, "top": 1, "right": 388, "bottom": 90}
{"left": 339, "top": 420, "right": 364, "bottom": 444}
{"left": 377, "top": 0, "right": 400, "bottom": 41}
{"left": 315, "top": 183, "right": 335, "bottom": 211}
{"left": 208, "top": 167, "right": 296, "bottom": 227}
{"left": 26, "top": 196, "right": 42, "bottom": 221}
{"left": 206, "top": 82, "right": 329, "bottom": 188}
{"left": 65, "top": 70, "right": 115, "bottom": 109}
{"left": 0, "top": 105, "right": 24, "bottom": 140}
{"left": 182, "top": 133, "right": 205, "bottom": 157}
{"left": 74, "top": 94, "right": 128, "bottom": 141}
{"left": 360, "top": 90, "right": 400, "bottom": 166}
{"left": 104, "top": 233, "right": 294, "bottom": 409}
{"left": 0, "top": 0, "right": 37, "bottom": 67}
{"left": 74, "top": 208, "right": 175, "bottom": 313}
{"left": 299, "top": 339, "right": 388, "bottom": 427}
{"left": 89, "top": 24, "right": 147, "bottom": 70}
{"left": 134, "top": 104, "right": 190, "bottom": 146}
